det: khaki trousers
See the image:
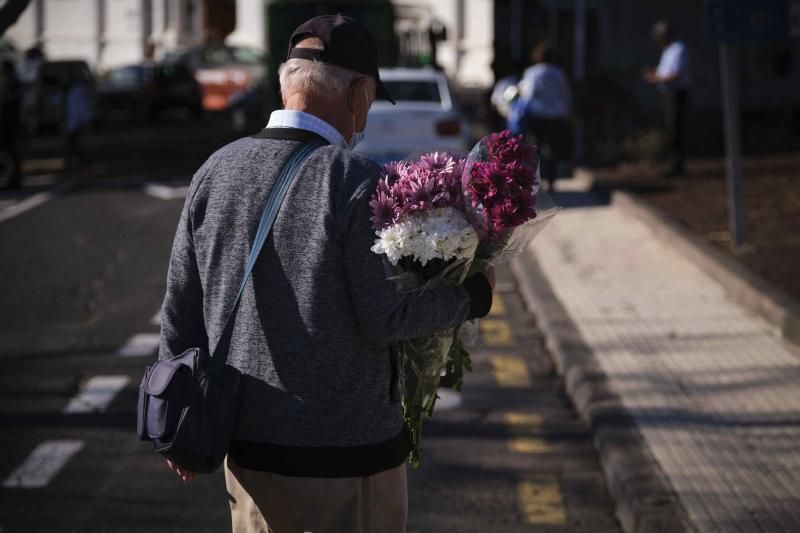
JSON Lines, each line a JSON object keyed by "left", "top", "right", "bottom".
{"left": 224, "top": 456, "right": 408, "bottom": 533}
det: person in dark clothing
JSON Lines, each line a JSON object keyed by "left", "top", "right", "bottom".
{"left": 61, "top": 72, "right": 92, "bottom": 174}
{"left": 0, "top": 60, "right": 22, "bottom": 189}
{"left": 644, "top": 21, "right": 691, "bottom": 177}
{"left": 517, "top": 42, "right": 572, "bottom": 190}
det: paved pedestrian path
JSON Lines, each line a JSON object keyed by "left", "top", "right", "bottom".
{"left": 518, "top": 191, "right": 800, "bottom": 531}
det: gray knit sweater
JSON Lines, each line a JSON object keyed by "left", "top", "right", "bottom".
{"left": 159, "top": 128, "right": 481, "bottom": 472}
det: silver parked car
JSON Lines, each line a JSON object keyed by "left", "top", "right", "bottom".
{"left": 356, "top": 67, "right": 469, "bottom": 165}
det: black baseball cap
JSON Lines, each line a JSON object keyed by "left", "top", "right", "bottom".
{"left": 288, "top": 14, "right": 395, "bottom": 104}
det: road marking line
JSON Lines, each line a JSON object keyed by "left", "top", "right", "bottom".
{"left": 0, "top": 191, "right": 54, "bottom": 224}
{"left": 490, "top": 356, "right": 532, "bottom": 387}
{"left": 117, "top": 333, "right": 160, "bottom": 357}
{"left": 0, "top": 181, "right": 74, "bottom": 224}
{"left": 3, "top": 440, "right": 84, "bottom": 489}
{"left": 505, "top": 413, "right": 550, "bottom": 454}
{"left": 150, "top": 310, "right": 161, "bottom": 326}
{"left": 504, "top": 412, "right": 544, "bottom": 428}
{"left": 480, "top": 319, "right": 514, "bottom": 347}
{"left": 509, "top": 437, "right": 552, "bottom": 454}
{"left": 517, "top": 478, "right": 568, "bottom": 525}
{"left": 488, "top": 293, "right": 506, "bottom": 316}
{"left": 63, "top": 375, "right": 130, "bottom": 414}
{"left": 144, "top": 183, "right": 189, "bottom": 201}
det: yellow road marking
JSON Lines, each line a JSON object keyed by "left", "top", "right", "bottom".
{"left": 504, "top": 412, "right": 543, "bottom": 428}
{"left": 505, "top": 413, "right": 551, "bottom": 454}
{"left": 490, "top": 357, "right": 531, "bottom": 387}
{"left": 518, "top": 478, "right": 568, "bottom": 525}
{"left": 488, "top": 292, "right": 506, "bottom": 316}
{"left": 480, "top": 319, "right": 513, "bottom": 347}
{"left": 509, "top": 437, "right": 552, "bottom": 454}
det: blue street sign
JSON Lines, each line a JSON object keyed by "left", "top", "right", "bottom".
{"left": 705, "top": 0, "right": 794, "bottom": 42}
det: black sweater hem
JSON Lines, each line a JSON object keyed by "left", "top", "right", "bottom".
{"left": 229, "top": 428, "right": 411, "bottom": 478}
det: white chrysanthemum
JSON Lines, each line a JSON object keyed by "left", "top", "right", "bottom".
{"left": 372, "top": 207, "right": 478, "bottom": 266}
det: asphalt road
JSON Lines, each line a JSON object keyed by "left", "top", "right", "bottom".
{"left": 0, "top": 117, "right": 620, "bottom": 532}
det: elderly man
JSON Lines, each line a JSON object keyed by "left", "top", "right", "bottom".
{"left": 159, "top": 14, "right": 494, "bottom": 533}
{"left": 644, "top": 20, "right": 691, "bottom": 177}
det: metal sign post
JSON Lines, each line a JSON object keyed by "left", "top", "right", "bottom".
{"left": 572, "top": 0, "right": 586, "bottom": 163}
{"left": 718, "top": 43, "right": 745, "bottom": 247}
{"left": 705, "top": 0, "right": 798, "bottom": 248}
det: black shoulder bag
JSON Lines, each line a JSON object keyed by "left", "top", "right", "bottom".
{"left": 137, "top": 139, "right": 325, "bottom": 473}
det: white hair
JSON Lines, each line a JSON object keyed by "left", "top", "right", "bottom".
{"left": 278, "top": 45, "right": 376, "bottom": 101}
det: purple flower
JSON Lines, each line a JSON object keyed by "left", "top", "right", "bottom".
{"left": 399, "top": 171, "right": 440, "bottom": 213}
{"left": 382, "top": 161, "right": 408, "bottom": 185}
{"left": 370, "top": 153, "right": 469, "bottom": 231}
{"left": 461, "top": 131, "right": 542, "bottom": 238}
{"left": 420, "top": 152, "right": 456, "bottom": 175}
{"left": 466, "top": 162, "right": 511, "bottom": 200}
{"left": 369, "top": 189, "right": 400, "bottom": 229}
{"left": 486, "top": 130, "right": 539, "bottom": 170}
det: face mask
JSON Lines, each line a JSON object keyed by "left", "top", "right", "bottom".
{"left": 346, "top": 88, "right": 369, "bottom": 151}
{"left": 347, "top": 130, "right": 365, "bottom": 151}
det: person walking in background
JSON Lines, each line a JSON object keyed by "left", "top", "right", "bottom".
{"left": 644, "top": 20, "right": 691, "bottom": 177}
{"left": 18, "top": 44, "right": 44, "bottom": 136}
{"left": 516, "top": 42, "right": 572, "bottom": 191}
{"left": 489, "top": 60, "right": 525, "bottom": 132}
{"left": 62, "top": 72, "right": 92, "bottom": 175}
{"left": 0, "top": 59, "right": 22, "bottom": 189}
{"left": 159, "top": 14, "right": 494, "bottom": 533}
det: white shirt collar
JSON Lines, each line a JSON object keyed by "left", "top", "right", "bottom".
{"left": 266, "top": 110, "right": 347, "bottom": 149}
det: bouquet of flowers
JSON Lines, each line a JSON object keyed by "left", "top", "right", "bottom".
{"left": 464, "top": 130, "right": 559, "bottom": 269}
{"left": 370, "top": 153, "right": 479, "bottom": 466}
{"left": 442, "top": 131, "right": 560, "bottom": 396}
{"left": 369, "top": 131, "right": 559, "bottom": 467}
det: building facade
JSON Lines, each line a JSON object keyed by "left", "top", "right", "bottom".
{"left": 6, "top": 0, "right": 495, "bottom": 89}
{"left": 6, "top": 0, "right": 233, "bottom": 70}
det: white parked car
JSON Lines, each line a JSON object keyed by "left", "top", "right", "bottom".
{"left": 356, "top": 67, "right": 469, "bottom": 165}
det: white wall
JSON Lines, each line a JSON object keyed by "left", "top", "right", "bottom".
{"left": 225, "top": 0, "right": 264, "bottom": 50}
{"left": 459, "top": 0, "right": 493, "bottom": 87}
{"left": 391, "top": 0, "right": 493, "bottom": 89}
{"left": 102, "top": 0, "right": 146, "bottom": 67}
{"left": 41, "top": 0, "right": 99, "bottom": 62}
{"left": 6, "top": 0, "right": 39, "bottom": 50}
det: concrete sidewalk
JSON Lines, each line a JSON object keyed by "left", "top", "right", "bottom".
{"left": 512, "top": 183, "right": 800, "bottom": 532}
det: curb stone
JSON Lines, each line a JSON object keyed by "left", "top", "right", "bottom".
{"left": 611, "top": 190, "right": 800, "bottom": 347}
{"left": 510, "top": 253, "right": 693, "bottom": 533}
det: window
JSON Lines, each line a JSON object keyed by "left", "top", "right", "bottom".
{"left": 381, "top": 80, "right": 441, "bottom": 102}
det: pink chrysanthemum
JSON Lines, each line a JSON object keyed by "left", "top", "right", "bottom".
{"left": 462, "top": 130, "right": 540, "bottom": 238}
{"left": 397, "top": 171, "right": 442, "bottom": 213}
{"left": 369, "top": 190, "right": 400, "bottom": 230}
{"left": 382, "top": 161, "right": 408, "bottom": 185}
{"left": 419, "top": 152, "right": 456, "bottom": 175}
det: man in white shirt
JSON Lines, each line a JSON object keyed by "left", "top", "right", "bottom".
{"left": 645, "top": 20, "right": 690, "bottom": 176}
{"left": 516, "top": 42, "right": 572, "bottom": 190}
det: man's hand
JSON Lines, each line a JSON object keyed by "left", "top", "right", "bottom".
{"left": 166, "top": 459, "right": 198, "bottom": 482}
{"left": 643, "top": 68, "right": 659, "bottom": 84}
{"left": 483, "top": 266, "right": 496, "bottom": 291}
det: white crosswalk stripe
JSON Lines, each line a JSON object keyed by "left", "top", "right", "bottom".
{"left": 63, "top": 376, "right": 130, "bottom": 414}
{"left": 3, "top": 440, "right": 85, "bottom": 489}
{"left": 117, "top": 333, "right": 160, "bottom": 357}
{"left": 143, "top": 183, "right": 189, "bottom": 201}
